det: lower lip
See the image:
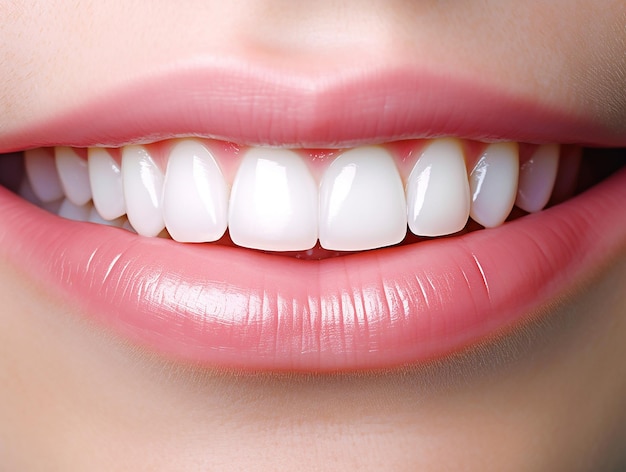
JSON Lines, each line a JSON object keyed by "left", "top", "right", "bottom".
{"left": 1, "top": 167, "right": 625, "bottom": 371}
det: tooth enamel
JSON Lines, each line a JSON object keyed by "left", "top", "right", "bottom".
{"left": 406, "top": 138, "right": 471, "bottom": 236}
{"left": 228, "top": 148, "right": 318, "bottom": 251}
{"left": 88, "top": 148, "right": 126, "bottom": 220}
{"left": 18, "top": 178, "right": 43, "bottom": 207}
{"left": 55, "top": 147, "right": 92, "bottom": 206}
{"left": 121, "top": 145, "right": 165, "bottom": 237}
{"left": 88, "top": 206, "right": 125, "bottom": 227}
{"left": 516, "top": 143, "right": 560, "bottom": 213}
{"left": 58, "top": 199, "right": 92, "bottom": 222}
{"left": 18, "top": 176, "right": 63, "bottom": 213}
{"left": 163, "top": 140, "right": 229, "bottom": 243}
{"left": 24, "top": 148, "right": 65, "bottom": 202}
{"left": 18, "top": 137, "right": 573, "bottom": 252}
{"left": 319, "top": 146, "right": 407, "bottom": 250}
{"left": 469, "top": 142, "right": 519, "bottom": 228}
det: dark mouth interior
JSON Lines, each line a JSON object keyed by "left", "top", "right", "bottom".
{"left": 0, "top": 147, "right": 624, "bottom": 260}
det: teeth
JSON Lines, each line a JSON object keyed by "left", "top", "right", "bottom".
{"left": 55, "top": 147, "right": 92, "bottom": 206}
{"left": 228, "top": 148, "right": 318, "bottom": 251}
{"left": 516, "top": 144, "right": 560, "bottom": 213}
{"left": 88, "top": 206, "right": 125, "bottom": 228}
{"left": 121, "top": 145, "right": 165, "bottom": 237}
{"left": 406, "top": 138, "right": 471, "bottom": 237}
{"left": 469, "top": 142, "right": 519, "bottom": 228}
{"left": 58, "top": 199, "right": 92, "bottom": 222}
{"left": 18, "top": 177, "right": 44, "bottom": 207}
{"left": 319, "top": 146, "right": 406, "bottom": 250}
{"left": 24, "top": 148, "right": 65, "bottom": 202}
{"left": 163, "top": 140, "right": 229, "bottom": 243}
{"left": 88, "top": 148, "right": 125, "bottom": 220}
{"left": 18, "top": 137, "right": 570, "bottom": 252}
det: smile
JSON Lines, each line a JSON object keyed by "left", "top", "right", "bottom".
{"left": 0, "top": 66, "right": 624, "bottom": 371}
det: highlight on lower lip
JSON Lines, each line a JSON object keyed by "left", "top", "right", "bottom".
{"left": 0, "top": 165, "right": 624, "bottom": 371}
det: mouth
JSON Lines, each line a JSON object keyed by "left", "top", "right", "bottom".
{"left": 1, "top": 67, "right": 625, "bottom": 372}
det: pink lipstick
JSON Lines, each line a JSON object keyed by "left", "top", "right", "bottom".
{"left": 1, "top": 66, "right": 624, "bottom": 372}
{"left": 1, "top": 66, "right": 625, "bottom": 153}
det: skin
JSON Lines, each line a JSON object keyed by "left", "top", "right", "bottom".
{"left": 1, "top": 1, "right": 625, "bottom": 470}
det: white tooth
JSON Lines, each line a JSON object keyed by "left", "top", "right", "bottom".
{"left": 88, "top": 206, "right": 125, "bottom": 227}
{"left": 58, "top": 199, "right": 92, "bottom": 222}
{"left": 163, "top": 140, "right": 229, "bottom": 242}
{"left": 24, "top": 148, "right": 64, "bottom": 202}
{"left": 122, "top": 145, "right": 165, "bottom": 237}
{"left": 18, "top": 177, "right": 63, "bottom": 213}
{"left": 406, "top": 138, "right": 470, "bottom": 236}
{"left": 516, "top": 144, "right": 560, "bottom": 213}
{"left": 55, "top": 147, "right": 92, "bottom": 206}
{"left": 229, "top": 148, "right": 318, "bottom": 251}
{"left": 469, "top": 142, "right": 519, "bottom": 228}
{"left": 18, "top": 178, "right": 43, "bottom": 206}
{"left": 88, "top": 148, "right": 126, "bottom": 221}
{"left": 319, "top": 146, "right": 407, "bottom": 251}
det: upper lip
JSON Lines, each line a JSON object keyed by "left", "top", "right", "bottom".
{"left": 1, "top": 61, "right": 625, "bottom": 152}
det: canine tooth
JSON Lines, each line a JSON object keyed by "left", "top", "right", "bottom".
{"left": 58, "top": 199, "right": 92, "bottom": 222}
{"left": 122, "top": 145, "right": 165, "bottom": 237}
{"left": 229, "top": 148, "right": 318, "bottom": 251}
{"left": 469, "top": 142, "right": 519, "bottom": 228}
{"left": 24, "top": 148, "right": 64, "bottom": 202}
{"left": 319, "top": 146, "right": 407, "bottom": 250}
{"left": 516, "top": 144, "right": 560, "bottom": 213}
{"left": 406, "top": 138, "right": 470, "bottom": 236}
{"left": 88, "top": 148, "right": 125, "bottom": 220}
{"left": 163, "top": 140, "right": 229, "bottom": 242}
{"left": 55, "top": 147, "right": 92, "bottom": 206}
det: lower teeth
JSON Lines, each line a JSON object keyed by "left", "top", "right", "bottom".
{"left": 1, "top": 139, "right": 621, "bottom": 259}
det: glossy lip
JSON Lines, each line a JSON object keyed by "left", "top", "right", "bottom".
{"left": 0, "top": 65, "right": 625, "bottom": 371}
{"left": 0, "top": 168, "right": 625, "bottom": 371}
{"left": 1, "top": 63, "right": 625, "bottom": 153}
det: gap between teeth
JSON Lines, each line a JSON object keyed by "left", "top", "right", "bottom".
{"left": 21, "top": 138, "right": 577, "bottom": 252}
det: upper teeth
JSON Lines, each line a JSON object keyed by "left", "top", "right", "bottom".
{"left": 22, "top": 137, "right": 564, "bottom": 252}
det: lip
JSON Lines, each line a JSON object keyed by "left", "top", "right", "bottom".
{"left": 1, "top": 66, "right": 625, "bottom": 372}
{"left": 0, "top": 166, "right": 625, "bottom": 371}
{"left": 0, "top": 64, "right": 625, "bottom": 153}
